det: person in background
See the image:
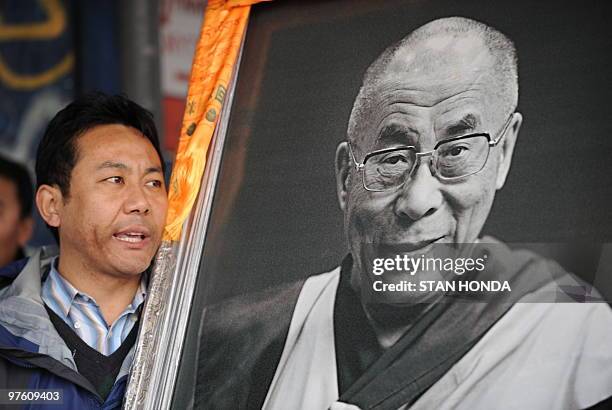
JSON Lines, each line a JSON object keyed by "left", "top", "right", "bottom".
{"left": 0, "top": 155, "right": 33, "bottom": 267}
{"left": 0, "top": 92, "right": 168, "bottom": 409}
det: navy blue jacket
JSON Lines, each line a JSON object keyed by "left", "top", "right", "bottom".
{"left": 0, "top": 248, "right": 134, "bottom": 409}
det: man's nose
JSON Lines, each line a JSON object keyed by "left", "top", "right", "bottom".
{"left": 394, "top": 160, "right": 442, "bottom": 221}
{"left": 124, "top": 184, "right": 151, "bottom": 215}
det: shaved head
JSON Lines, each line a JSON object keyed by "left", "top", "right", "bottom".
{"left": 348, "top": 17, "right": 518, "bottom": 143}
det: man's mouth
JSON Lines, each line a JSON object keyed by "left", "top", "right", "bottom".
{"left": 113, "top": 226, "right": 151, "bottom": 247}
{"left": 378, "top": 236, "right": 447, "bottom": 255}
{"left": 114, "top": 232, "right": 147, "bottom": 243}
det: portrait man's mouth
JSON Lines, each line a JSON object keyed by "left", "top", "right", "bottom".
{"left": 376, "top": 236, "right": 448, "bottom": 256}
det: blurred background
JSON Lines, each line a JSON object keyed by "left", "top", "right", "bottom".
{"left": 0, "top": 0, "right": 206, "bottom": 246}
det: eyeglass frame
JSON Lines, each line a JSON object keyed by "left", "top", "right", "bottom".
{"left": 347, "top": 113, "right": 516, "bottom": 192}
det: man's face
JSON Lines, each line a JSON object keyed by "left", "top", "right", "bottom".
{"left": 0, "top": 177, "right": 31, "bottom": 267}
{"left": 55, "top": 124, "right": 168, "bottom": 278}
{"left": 337, "top": 35, "right": 520, "bottom": 301}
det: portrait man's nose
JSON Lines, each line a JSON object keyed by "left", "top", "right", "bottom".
{"left": 393, "top": 163, "right": 443, "bottom": 222}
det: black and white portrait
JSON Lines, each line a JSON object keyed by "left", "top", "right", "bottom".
{"left": 169, "top": 1, "right": 612, "bottom": 408}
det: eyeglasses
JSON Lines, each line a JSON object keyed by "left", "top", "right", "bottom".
{"left": 348, "top": 114, "right": 515, "bottom": 192}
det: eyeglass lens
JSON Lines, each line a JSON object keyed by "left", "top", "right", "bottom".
{"left": 363, "top": 135, "right": 490, "bottom": 190}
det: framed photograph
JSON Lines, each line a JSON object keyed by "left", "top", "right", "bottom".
{"left": 128, "top": 0, "right": 612, "bottom": 408}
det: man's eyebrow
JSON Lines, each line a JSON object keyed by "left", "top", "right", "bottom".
{"left": 96, "top": 162, "right": 163, "bottom": 175}
{"left": 145, "top": 166, "right": 163, "bottom": 175}
{"left": 376, "top": 123, "right": 419, "bottom": 147}
{"left": 443, "top": 114, "right": 479, "bottom": 136}
{"left": 97, "top": 161, "right": 128, "bottom": 171}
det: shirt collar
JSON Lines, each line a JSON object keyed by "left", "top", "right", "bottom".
{"left": 45, "top": 258, "right": 80, "bottom": 318}
{"left": 127, "top": 277, "right": 147, "bottom": 313}
{"left": 44, "top": 257, "right": 148, "bottom": 318}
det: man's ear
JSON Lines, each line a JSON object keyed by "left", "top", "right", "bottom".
{"left": 335, "top": 141, "right": 352, "bottom": 211}
{"left": 36, "top": 184, "right": 64, "bottom": 229}
{"left": 17, "top": 216, "right": 33, "bottom": 247}
{"left": 496, "top": 112, "right": 523, "bottom": 190}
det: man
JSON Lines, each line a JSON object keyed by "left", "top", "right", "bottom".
{"left": 0, "top": 155, "right": 33, "bottom": 267}
{"left": 195, "top": 17, "right": 612, "bottom": 410}
{"left": 0, "top": 93, "right": 168, "bottom": 408}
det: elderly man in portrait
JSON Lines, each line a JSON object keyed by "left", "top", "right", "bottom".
{"left": 195, "top": 17, "right": 612, "bottom": 410}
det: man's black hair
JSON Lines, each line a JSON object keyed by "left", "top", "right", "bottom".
{"left": 0, "top": 155, "right": 33, "bottom": 219}
{"left": 35, "top": 92, "right": 166, "bottom": 242}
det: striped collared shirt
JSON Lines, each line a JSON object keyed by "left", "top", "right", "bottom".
{"left": 41, "top": 258, "right": 146, "bottom": 356}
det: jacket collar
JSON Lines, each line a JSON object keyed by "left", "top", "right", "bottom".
{"left": 0, "top": 246, "right": 141, "bottom": 388}
{"left": 0, "top": 247, "right": 78, "bottom": 370}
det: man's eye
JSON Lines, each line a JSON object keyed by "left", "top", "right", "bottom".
{"left": 382, "top": 154, "right": 408, "bottom": 164}
{"left": 442, "top": 145, "right": 468, "bottom": 157}
{"left": 106, "top": 176, "right": 124, "bottom": 184}
{"left": 450, "top": 147, "right": 466, "bottom": 156}
{"left": 146, "top": 180, "right": 163, "bottom": 188}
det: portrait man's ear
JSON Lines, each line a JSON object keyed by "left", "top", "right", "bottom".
{"left": 36, "top": 184, "right": 64, "bottom": 229}
{"left": 335, "top": 141, "right": 352, "bottom": 211}
{"left": 496, "top": 112, "right": 523, "bottom": 190}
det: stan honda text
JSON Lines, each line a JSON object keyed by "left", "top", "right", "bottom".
{"left": 373, "top": 280, "right": 512, "bottom": 293}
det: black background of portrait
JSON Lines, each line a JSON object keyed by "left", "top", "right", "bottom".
{"left": 172, "top": 1, "right": 612, "bottom": 407}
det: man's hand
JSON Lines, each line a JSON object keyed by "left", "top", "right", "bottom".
{"left": 329, "top": 402, "right": 362, "bottom": 410}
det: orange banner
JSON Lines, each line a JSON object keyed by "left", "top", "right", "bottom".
{"left": 163, "top": 0, "right": 271, "bottom": 241}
